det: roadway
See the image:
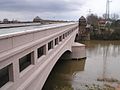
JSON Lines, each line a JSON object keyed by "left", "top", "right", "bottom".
{"left": 0, "top": 22, "right": 76, "bottom": 36}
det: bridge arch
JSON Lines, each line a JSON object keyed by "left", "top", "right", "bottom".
{"left": 58, "top": 50, "right": 72, "bottom": 60}
{"left": 42, "top": 50, "right": 72, "bottom": 89}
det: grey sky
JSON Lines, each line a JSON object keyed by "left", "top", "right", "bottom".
{"left": 0, "top": 0, "right": 119, "bottom": 21}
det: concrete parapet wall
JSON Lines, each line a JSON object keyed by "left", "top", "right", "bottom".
{"left": 0, "top": 23, "right": 77, "bottom": 61}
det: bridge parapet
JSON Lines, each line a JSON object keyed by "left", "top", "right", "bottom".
{"left": 0, "top": 23, "right": 78, "bottom": 60}
{"left": 0, "top": 23, "right": 79, "bottom": 90}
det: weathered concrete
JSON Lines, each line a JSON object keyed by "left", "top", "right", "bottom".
{"left": 0, "top": 23, "right": 86, "bottom": 90}
{"left": 72, "top": 42, "right": 86, "bottom": 60}
{"left": 59, "top": 43, "right": 86, "bottom": 60}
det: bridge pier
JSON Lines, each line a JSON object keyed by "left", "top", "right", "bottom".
{"left": 60, "top": 42, "right": 86, "bottom": 60}
{"left": 72, "top": 42, "right": 86, "bottom": 60}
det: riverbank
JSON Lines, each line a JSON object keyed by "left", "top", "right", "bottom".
{"left": 90, "top": 33, "right": 120, "bottom": 40}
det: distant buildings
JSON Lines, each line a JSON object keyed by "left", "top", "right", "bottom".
{"left": 3, "top": 18, "right": 9, "bottom": 24}
{"left": 98, "top": 19, "right": 106, "bottom": 30}
{"left": 0, "top": 16, "right": 67, "bottom": 24}
{"left": 0, "top": 18, "right": 20, "bottom": 24}
{"left": 33, "top": 16, "right": 42, "bottom": 23}
{"left": 11, "top": 19, "right": 19, "bottom": 23}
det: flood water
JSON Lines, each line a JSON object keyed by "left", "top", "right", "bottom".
{"left": 42, "top": 40, "right": 120, "bottom": 90}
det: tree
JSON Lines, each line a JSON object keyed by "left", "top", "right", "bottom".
{"left": 87, "top": 14, "right": 99, "bottom": 29}
{"left": 3, "top": 18, "right": 9, "bottom": 24}
{"left": 111, "top": 13, "right": 119, "bottom": 20}
{"left": 103, "top": 13, "right": 107, "bottom": 19}
{"left": 103, "top": 13, "right": 119, "bottom": 21}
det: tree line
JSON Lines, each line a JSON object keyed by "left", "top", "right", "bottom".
{"left": 87, "top": 13, "right": 120, "bottom": 40}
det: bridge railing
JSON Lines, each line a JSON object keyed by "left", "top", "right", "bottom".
{"left": 0, "top": 23, "right": 78, "bottom": 89}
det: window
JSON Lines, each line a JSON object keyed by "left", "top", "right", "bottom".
{"left": 48, "top": 41, "right": 53, "bottom": 50}
{"left": 63, "top": 34, "right": 65, "bottom": 39}
{"left": 19, "top": 52, "right": 34, "bottom": 72}
{"left": 65, "top": 33, "right": 67, "bottom": 37}
{"left": 59, "top": 36, "right": 62, "bottom": 42}
{"left": 68, "top": 31, "right": 70, "bottom": 35}
{"left": 37, "top": 45, "right": 46, "bottom": 58}
{"left": 0, "top": 64, "right": 13, "bottom": 88}
{"left": 55, "top": 38, "right": 58, "bottom": 45}
{"left": 67, "top": 32, "right": 69, "bottom": 36}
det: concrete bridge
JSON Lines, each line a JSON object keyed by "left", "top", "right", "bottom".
{"left": 0, "top": 23, "right": 86, "bottom": 90}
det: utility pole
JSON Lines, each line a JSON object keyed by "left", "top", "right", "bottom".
{"left": 106, "top": 0, "right": 112, "bottom": 31}
{"left": 106, "top": 0, "right": 112, "bottom": 21}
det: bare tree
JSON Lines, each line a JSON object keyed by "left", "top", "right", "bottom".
{"left": 103, "top": 13, "right": 107, "bottom": 19}
{"left": 103, "top": 13, "right": 119, "bottom": 21}
{"left": 87, "top": 14, "right": 99, "bottom": 28}
{"left": 111, "top": 13, "right": 119, "bottom": 20}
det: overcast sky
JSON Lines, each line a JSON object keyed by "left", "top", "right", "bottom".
{"left": 0, "top": 0, "right": 120, "bottom": 21}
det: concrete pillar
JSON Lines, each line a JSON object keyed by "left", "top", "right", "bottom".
{"left": 72, "top": 42, "right": 86, "bottom": 60}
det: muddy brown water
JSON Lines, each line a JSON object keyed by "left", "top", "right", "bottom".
{"left": 43, "top": 40, "right": 120, "bottom": 90}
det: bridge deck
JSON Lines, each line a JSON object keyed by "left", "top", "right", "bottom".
{"left": 0, "top": 23, "right": 76, "bottom": 38}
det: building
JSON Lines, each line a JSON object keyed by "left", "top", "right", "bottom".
{"left": 33, "top": 16, "right": 42, "bottom": 23}
{"left": 3, "top": 18, "right": 9, "bottom": 24}
{"left": 98, "top": 19, "right": 106, "bottom": 31}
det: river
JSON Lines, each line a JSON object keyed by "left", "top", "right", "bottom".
{"left": 42, "top": 40, "right": 120, "bottom": 90}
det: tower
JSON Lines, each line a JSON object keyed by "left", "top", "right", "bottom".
{"left": 78, "top": 16, "right": 87, "bottom": 40}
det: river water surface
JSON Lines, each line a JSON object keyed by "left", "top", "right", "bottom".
{"left": 43, "top": 40, "right": 120, "bottom": 90}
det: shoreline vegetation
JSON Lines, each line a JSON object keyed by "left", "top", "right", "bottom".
{"left": 90, "top": 32, "right": 120, "bottom": 40}
{"left": 85, "top": 14, "right": 120, "bottom": 40}
{"left": 90, "top": 25, "right": 120, "bottom": 40}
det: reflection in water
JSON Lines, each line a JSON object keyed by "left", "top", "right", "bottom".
{"left": 43, "top": 40, "right": 120, "bottom": 90}
{"left": 42, "top": 59, "right": 86, "bottom": 90}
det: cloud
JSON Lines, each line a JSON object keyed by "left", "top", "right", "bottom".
{"left": 0, "top": 0, "right": 84, "bottom": 13}
{"left": 0, "top": 0, "right": 86, "bottom": 20}
{"left": 0, "top": 0, "right": 120, "bottom": 21}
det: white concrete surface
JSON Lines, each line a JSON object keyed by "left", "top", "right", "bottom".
{"left": 72, "top": 42, "right": 86, "bottom": 59}
{"left": 0, "top": 23, "right": 85, "bottom": 90}
{"left": 0, "top": 22, "right": 76, "bottom": 36}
